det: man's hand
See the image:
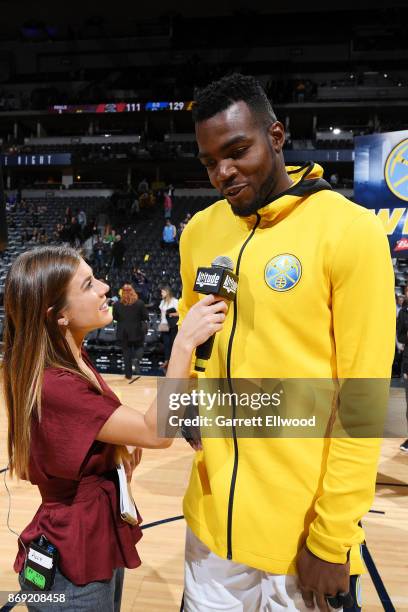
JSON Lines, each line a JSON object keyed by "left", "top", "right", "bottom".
{"left": 296, "top": 546, "right": 350, "bottom": 611}
{"left": 180, "top": 403, "right": 203, "bottom": 450}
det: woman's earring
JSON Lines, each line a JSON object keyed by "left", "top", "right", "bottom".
{"left": 64, "top": 320, "right": 69, "bottom": 326}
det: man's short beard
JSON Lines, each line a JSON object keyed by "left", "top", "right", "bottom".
{"left": 230, "top": 197, "right": 264, "bottom": 217}
{"left": 230, "top": 174, "right": 277, "bottom": 218}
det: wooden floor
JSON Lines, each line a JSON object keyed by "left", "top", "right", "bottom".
{"left": 0, "top": 376, "right": 407, "bottom": 611}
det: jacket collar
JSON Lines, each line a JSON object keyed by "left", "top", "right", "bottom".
{"left": 234, "top": 162, "right": 332, "bottom": 230}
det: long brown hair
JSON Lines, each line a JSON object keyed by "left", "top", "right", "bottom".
{"left": 2, "top": 245, "right": 102, "bottom": 479}
{"left": 120, "top": 284, "right": 138, "bottom": 305}
{"left": 161, "top": 285, "right": 174, "bottom": 304}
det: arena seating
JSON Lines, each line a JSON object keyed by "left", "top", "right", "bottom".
{"left": 0, "top": 192, "right": 217, "bottom": 373}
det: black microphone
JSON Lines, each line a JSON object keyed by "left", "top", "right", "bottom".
{"left": 193, "top": 256, "right": 238, "bottom": 372}
{"left": 326, "top": 592, "right": 354, "bottom": 609}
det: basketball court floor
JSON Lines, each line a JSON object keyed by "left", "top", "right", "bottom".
{"left": 0, "top": 376, "right": 407, "bottom": 611}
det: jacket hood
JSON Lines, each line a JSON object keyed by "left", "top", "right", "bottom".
{"left": 238, "top": 161, "right": 332, "bottom": 229}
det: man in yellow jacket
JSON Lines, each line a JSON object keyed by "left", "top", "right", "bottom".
{"left": 178, "top": 73, "right": 395, "bottom": 611}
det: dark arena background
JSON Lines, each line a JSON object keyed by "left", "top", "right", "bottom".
{"left": 0, "top": 2, "right": 407, "bottom": 610}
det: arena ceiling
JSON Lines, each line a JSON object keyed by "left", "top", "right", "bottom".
{"left": 0, "top": 0, "right": 407, "bottom": 30}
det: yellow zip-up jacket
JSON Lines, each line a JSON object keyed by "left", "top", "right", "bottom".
{"left": 178, "top": 162, "right": 395, "bottom": 575}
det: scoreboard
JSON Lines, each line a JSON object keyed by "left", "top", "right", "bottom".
{"left": 49, "top": 101, "right": 193, "bottom": 114}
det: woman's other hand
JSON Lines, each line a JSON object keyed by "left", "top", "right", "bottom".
{"left": 123, "top": 448, "right": 143, "bottom": 482}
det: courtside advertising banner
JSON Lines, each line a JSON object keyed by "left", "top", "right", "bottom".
{"left": 354, "top": 130, "right": 408, "bottom": 257}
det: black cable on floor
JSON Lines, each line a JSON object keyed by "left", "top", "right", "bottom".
{"left": 141, "top": 515, "right": 184, "bottom": 530}
{"left": 362, "top": 543, "right": 396, "bottom": 612}
{"left": 376, "top": 481, "right": 408, "bottom": 488}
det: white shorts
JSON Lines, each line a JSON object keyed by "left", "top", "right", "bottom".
{"left": 183, "top": 527, "right": 343, "bottom": 612}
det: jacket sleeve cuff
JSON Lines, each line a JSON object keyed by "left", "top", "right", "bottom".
{"left": 306, "top": 524, "right": 351, "bottom": 564}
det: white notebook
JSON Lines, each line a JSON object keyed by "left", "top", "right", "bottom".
{"left": 116, "top": 462, "right": 139, "bottom": 525}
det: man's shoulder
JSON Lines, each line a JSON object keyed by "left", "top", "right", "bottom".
{"left": 182, "top": 199, "right": 229, "bottom": 236}
{"left": 309, "top": 188, "right": 362, "bottom": 212}
{"left": 308, "top": 189, "right": 380, "bottom": 228}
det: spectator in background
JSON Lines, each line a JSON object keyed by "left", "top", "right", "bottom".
{"left": 396, "top": 294, "right": 405, "bottom": 317}
{"left": 96, "top": 211, "right": 109, "bottom": 238}
{"left": 30, "top": 228, "right": 38, "bottom": 244}
{"left": 77, "top": 208, "right": 87, "bottom": 233}
{"left": 39, "top": 228, "right": 48, "bottom": 244}
{"left": 105, "top": 228, "right": 117, "bottom": 245}
{"left": 113, "top": 284, "right": 148, "bottom": 380}
{"left": 178, "top": 213, "right": 192, "bottom": 237}
{"left": 330, "top": 173, "right": 339, "bottom": 188}
{"left": 130, "top": 196, "right": 140, "bottom": 218}
{"left": 82, "top": 232, "right": 98, "bottom": 262}
{"left": 161, "top": 219, "right": 177, "bottom": 248}
{"left": 111, "top": 235, "right": 126, "bottom": 269}
{"left": 6, "top": 199, "right": 16, "bottom": 213}
{"left": 69, "top": 216, "right": 82, "bottom": 247}
{"left": 163, "top": 192, "right": 173, "bottom": 219}
{"left": 295, "top": 80, "right": 306, "bottom": 102}
{"left": 158, "top": 286, "right": 179, "bottom": 371}
{"left": 93, "top": 237, "right": 106, "bottom": 273}
{"left": 178, "top": 221, "right": 187, "bottom": 237}
{"left": 138, "top": 177, "right": 149, "bottom": 194}
{"left": 21, "top": 228, "right": 33, "bottom": 244}
{"left": 64, "top": 206, "right": 73, "bottom": 224}
{"left": 394, "top": 294, "right": 406, "bottom": 378}
{"left": 397, "top": 288, "right": 408, "bottom": 453}
{"left": 132, "top": 268, "right": 150, "bottom": 303}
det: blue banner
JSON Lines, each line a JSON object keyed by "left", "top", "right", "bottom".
{"left": 1, "top": 153, "right": 71, "bottom": 167}
{"left": 354, "top": 130, "right": 408, "bottom": 256}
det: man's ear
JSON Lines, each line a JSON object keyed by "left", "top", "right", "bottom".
{"left": 267, "top": 121, "right": 285, "bottom": 153}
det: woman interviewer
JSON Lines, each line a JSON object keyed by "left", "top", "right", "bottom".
{"left": 3, "top": 245, "right": 226, "bottom": 611}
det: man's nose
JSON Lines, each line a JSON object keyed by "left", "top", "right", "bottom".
{"left": 218, "top": 160, "right": 237, "bottom": 183}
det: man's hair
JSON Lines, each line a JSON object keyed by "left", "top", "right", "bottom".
{"left": 192, "top": 73, "right": 277, "bottom": 127}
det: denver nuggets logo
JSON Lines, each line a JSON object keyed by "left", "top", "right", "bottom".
{"left": 385, "top": 139, "right": 408, "bottom": 202}
{"left": 264, "top": 254, "right": 302, "bottom": 292}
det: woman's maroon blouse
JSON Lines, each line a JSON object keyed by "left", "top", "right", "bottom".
{"left": 14, "top": 350, "right": 143, "bottom": 586}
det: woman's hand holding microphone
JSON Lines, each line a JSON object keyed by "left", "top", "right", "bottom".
{"left": 171, "top": 294, "right": 228, "bottom": 358}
